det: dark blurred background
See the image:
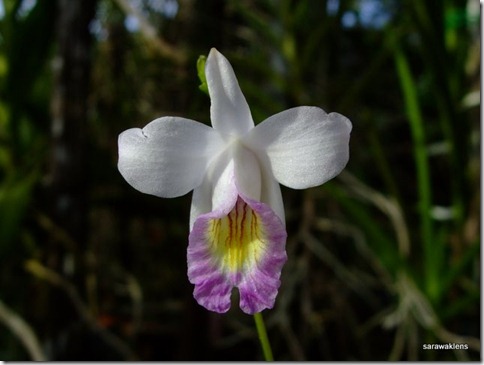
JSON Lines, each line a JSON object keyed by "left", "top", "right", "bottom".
{"left": 0, "top": 0, "right": 480, "bottom": 361}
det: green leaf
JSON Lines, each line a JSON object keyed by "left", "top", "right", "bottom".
{"left": 0, "top": 173, "right": 37, "bottom": 255}
{"left": 440, "top": 241, "right": 480, "bottom": 299}
{"left": 325, "top": 182, "right": 402, "bottom": 274}
{"left": 196, "top": 55, "right": 208, "bottom": 95}
{"left": 390, "top": 33, "right": 437, "bottom": 303}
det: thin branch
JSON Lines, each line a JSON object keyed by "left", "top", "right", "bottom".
{"left": 0, "top": 299, "right": 47, "bottom": 361}
{"left": 338, "top": 171, "right": 411, "bottom": 257}
{"left": 24, "top": 259, "right": 138, "bottom": 360}
{"left": 113, "top": 0, "right": 186, "bottom": 63}
{"left": 383, "top": 271, "right": 481, "bottom": 358}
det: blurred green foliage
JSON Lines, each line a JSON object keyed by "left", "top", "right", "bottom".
{"left": 0, "top": 0, "right": 480, "bottom": 361}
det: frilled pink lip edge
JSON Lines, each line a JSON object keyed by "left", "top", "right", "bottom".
{"left": 187, "top": 194, "right": 287, "bottom": 314}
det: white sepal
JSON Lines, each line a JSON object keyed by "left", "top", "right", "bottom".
{"left": 206, "top": 48, "right": 254, "bottom": 137}
{"left": 245, "top": 107, "right": 352, "bottom": 189}
{"left": 118, "top": 117, "right": 224, "bottom": 198}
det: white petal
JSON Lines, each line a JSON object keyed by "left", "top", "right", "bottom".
{"left": 206, "top": 48, "right": 254, "bottom": 137}
{"left": 118, "top": 117, "right": 224, "bottom": 198}
{"left": 210, "top": 154, "right": 238, "bottom": 214}
{"left": 190, "top": 185, "right": 211, "bottom": 230}
{"left": 235, "top": 142, "right": 285, "bottom": 224}
{"left": 189, "top": 148, "right": 238, "bottom": 229}
{"left": 245, "top": 107, "right": 352, "bottom": 189}
{"left": 258, "top": 154, "right": 286, "bottom": 225}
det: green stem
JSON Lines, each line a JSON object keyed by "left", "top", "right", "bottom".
{"left": 391, "top": 36, "right": 436, "bottom": 302}
{"left": 253, "top": 312, "right": 273, "bottom": 361}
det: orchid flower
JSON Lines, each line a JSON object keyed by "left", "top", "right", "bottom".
{"left": 118, "top": 48, "right": 352, "bottom": 314}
